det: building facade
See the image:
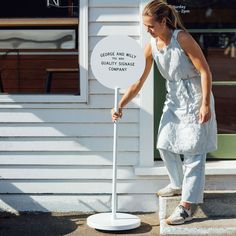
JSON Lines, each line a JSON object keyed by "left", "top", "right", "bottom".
{"left": 0, "top": 0, "right": 235, "bottom": 213}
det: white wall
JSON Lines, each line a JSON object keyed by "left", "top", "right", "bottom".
{"left": 0, "top": 0, "right": 234, "bottom": 213}
{"left": 0, "top": 0, "right": 159, "bottom": 213}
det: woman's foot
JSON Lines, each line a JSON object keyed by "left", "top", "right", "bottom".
{"left": 166, "top": 205, "right": 192, "bottom": 225}
{"left": 157, "top": 184, "right": 182, "bottom": 197}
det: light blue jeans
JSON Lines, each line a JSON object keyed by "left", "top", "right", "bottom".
{"left": 159, "top": 149, "right": 207, "bottom": 203}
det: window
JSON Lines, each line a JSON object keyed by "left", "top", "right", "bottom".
{"left": 167, "top": 0, "right": 236, "bottom": 134}
{"left": 0, "top": 0, "right": 79, "bottom": 18}
{"left": 0, "top": 0, "right": 86, "bottom": 97}
{"left": 168, "top": 0, "right": 236, "bottom": 29}
{"left": 164, "top": 0, "right": 236, "bottom": 159}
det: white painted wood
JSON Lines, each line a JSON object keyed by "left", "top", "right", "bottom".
{"left": 0, "top": 108, "right": 139, "bottom": 123}
{"left": 89, "top": 8, "right": 139, "bottom": 22}
{"left": 0, "top": 0, "right": 163, "bottom": 214}
{"left": 0, "top": 95, "right": 86, "bottom": 103}
{"left": 0, "top": 95, "right": 139, "bottom": 109}
{"left": 0, "top": 194, "right": 158, "bottom": 212}
{"left": 89, "top": 0, "right": 139, "bottom": 8}
{"left": 89, "top": 36, "right": 105, "bottom": 51}
{"left": 135, "top": 161, "right": 236, "bottom": 176}
{"left": 89, "top": 80, "right": 114, "bottom": 94}
{"left": 89, "top": 36, "right": 139, "bottom": 52}
{"left": 0, "top": 176, "right": 235, "bottom": 194}
{"left": 0, "top": 0, "right": 233, "bottom": 215}
{"left": 0, "top": 166, "right": 155, "bottom": 180}
{"left": 0, "top": 104, "right": 82, "bottom": 109}
{"left": 139, "top": 0, "right": 154, "bottom": 167}
{"left": 89, "top": 22, "right": 140, "bottom": 36}
{"left": 79, "top": 0, "right": 89, "bottom": 103}
{"left": 0, "top": 152, "right": 139, "bottom": 166}
{"left": 0, "top": 137, "right": 139, "bottom": 152}
{"left": 0, "top": 104, "right": 81, "bottom": 109}
{"left": 0, "top": 179, "right": 162, "bottom": 194}
{"left": 0, "top": 123, "right": 139, "bottom": 137}
{"left": 0, "top": 95, "right": 140, "bottom": 109}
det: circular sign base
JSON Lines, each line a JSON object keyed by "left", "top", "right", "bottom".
{"left": 87, "top": 213, "right": 141, "bottom": 231}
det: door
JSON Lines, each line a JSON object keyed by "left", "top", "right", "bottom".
{"left": 198, "top": 30, "right": 236, "bottom": 159}
{"left": 154, "top": 0, "right": 236, "bottom": 159}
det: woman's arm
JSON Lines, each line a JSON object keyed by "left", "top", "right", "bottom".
{"left": 178, "top": 31, "right": 212, "bottom": 124}
{"left": 111, "top": 43, "right": 153, "bottom": 121}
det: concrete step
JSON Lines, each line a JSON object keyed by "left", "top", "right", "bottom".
{"left": 160, "top": 217, "right": 236, "bottom": 236}
{"left": 159, "top": 191, "right": 236, "bottom": 235}
{"left": 159, "top": 191, "right": 236, "bottom": 219}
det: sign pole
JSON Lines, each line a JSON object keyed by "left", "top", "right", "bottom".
{"left": 87, "top": 35, "right": 145, "bottom": 231}
{"left": 112, "top": 87, "right": 119, "bottom": 220}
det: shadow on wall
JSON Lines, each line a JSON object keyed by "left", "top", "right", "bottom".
{"left": 0, "top": 62, "right": 161, "bottom": 217}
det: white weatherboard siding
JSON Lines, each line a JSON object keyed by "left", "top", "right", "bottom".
{"left": 0, "top": 0, "right": 230, "bottom": 214}
{"left": 0, "top": 0, "right": 157, "bottom": 212}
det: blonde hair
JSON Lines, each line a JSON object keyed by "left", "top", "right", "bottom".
{"left": 143, "top": 0, "right": 186, "bottom": 31}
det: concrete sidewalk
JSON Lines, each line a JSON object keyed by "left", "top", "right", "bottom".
{"left": 0, "top": 212, "right": 160, "bottom": 236}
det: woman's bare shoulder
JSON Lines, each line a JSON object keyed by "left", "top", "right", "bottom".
{"left": 177, "top": 30, "right": 195, "bottom": 45}
{"left": 177, "top": 30, "right": 198, "bottom": 49}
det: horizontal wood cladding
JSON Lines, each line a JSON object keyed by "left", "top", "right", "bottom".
{"left": 0, "top": 123, "right": 139, "bottom": 137}
{"left": 0, "top": 179, "right": 160, "bottom": 194}
{"left": 0, "top": 177, "right": 235, "bottom": 194}
{"left": 89, "top": 22, "right": 140, "bottom": 36}
{"left": 0, "top": 108, "right": 139, "bottom": 123}
{"left": 89, "top": 8, "right": 140, "bottom": 22}
{"left": 0, "top": 95, "right": 140, "bottom": 108}
{"left": 0, "top": 0, "right": 144, "bottom": 204}
{"left": 0, "top": 194, "right": 158, "bottom": 212}
{"left": 0, "top": 152, "right": 139, "bottom": 166}
{"left": 0, "top": 94, "right": 140, "bottom": 105}
{"left": 0, "top": 53, "right": 79, "bottom": 94}
{"left": 89, "top": 36, "right": 140, "bottom": 52}
{"left": 0, "top": 166, "right": 152, "bottom": 180}
{"left": 0, "top": 137, "right": 139, "bottom": 152}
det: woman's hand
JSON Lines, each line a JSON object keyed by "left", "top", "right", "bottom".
{"left": 111, "top": 108, "right": 123, "bottom": 122}
{"left": 199, "top": 105, "right": 211, "bottom": 124}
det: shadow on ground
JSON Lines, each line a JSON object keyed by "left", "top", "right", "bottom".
{"left": 0, "top": 212, "right": 160, "bottom": 236}
{"left": 0, "top": 212, "right": 80, "bottom": 236}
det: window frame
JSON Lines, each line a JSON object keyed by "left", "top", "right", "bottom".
{"left": 0, "top": 0, "right": 88, "bottom": 103}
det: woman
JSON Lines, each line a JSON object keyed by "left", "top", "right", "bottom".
{"left": 111, "top": 0, "right": 217, "bottom": 225}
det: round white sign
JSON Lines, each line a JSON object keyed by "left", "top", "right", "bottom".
{"left": 91, "top": 35, "right": 146, "bottom": 89}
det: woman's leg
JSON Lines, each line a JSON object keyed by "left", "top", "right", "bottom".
{"left": 181, "top": 153, "right": 207, "bottom": 204}
{"left": 159, "top": 149, "right": 184, "bottom": 189}
{"left": 165, "top": 153, "right": 207, "bottom": 225}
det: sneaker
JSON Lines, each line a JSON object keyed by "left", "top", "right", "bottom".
{"left": 166, "top": 205, "right": 193, "bottom": 225}
{"left": 157, "top": 184, "right": 182, "bottom": 197}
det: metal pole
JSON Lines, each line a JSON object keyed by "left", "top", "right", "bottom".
{"left": 112, "top": 87, "right": 119, "bottom": 220}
